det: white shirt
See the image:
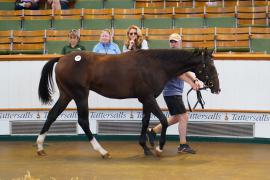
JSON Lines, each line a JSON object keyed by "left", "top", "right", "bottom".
{"left": 122, "top": 39, "right": 149, "bottom": 53}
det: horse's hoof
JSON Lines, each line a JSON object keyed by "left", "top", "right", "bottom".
{"left": 155, "top": 149, "right": 162, "bottom": 157}
{"left": 155, "top": 147, "right": 163, "bottom": 157}
{"left": 101, "top": 153, "right": 112, "bottom": 159}
{"left": 37, "top": 150, "right": 47, "bottom": 156}
{"left": 144, "top": 148, "right": 153, "bottom": 156}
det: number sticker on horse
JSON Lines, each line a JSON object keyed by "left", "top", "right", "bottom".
{"left": 74, "top": 55, "right": 81, "bottom": 62}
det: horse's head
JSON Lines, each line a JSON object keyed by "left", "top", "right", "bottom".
{"left": 193, "top": 48, "right": 221, "bottom": 94}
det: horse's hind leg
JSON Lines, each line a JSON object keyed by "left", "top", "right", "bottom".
{"left": 139, "top": 104, "right": 152, "bottom": 156}
{"left": 74, "top": 93, "right": 111, "bottom": 158}
{"left": 139, "top": 97, "right": 166, "bottom": 156}
{"left": 36, "top": 94, "right": 71, "bottom": 156}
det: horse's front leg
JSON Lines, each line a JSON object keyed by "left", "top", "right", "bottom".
{"left": 149, "top": 100, "right": 168, "bottom": 156}
{"left": 156, "top": 114, "right": 168, "bottom": 156}
{"left": 139, "top": 106, "right": 152, "bottom": 156}
{"left": 74, "top": 96, "right": 111, "bottom": 159}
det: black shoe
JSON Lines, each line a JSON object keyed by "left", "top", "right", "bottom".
{"left": 146, "top": 128, "right": 156, "bottom": 147}
{"left": 178, "top": 144, "right": 196, "bottom": 154}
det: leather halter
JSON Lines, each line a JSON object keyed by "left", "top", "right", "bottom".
{"left": 187, "top": 50, "right": 212, "bottom": 112}
{"left": 187, "top": 87, "right": 207, "bottom": 112}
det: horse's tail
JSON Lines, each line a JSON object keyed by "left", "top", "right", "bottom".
{"left": 38, "top": 57, "right": 60, "bottom": 104}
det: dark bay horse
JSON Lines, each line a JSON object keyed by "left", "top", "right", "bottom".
{"left": 37, "top": 49, "right": 220, "bottom": 158}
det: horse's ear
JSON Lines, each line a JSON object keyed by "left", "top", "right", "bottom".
{"left": 207, "top": 48, "right": 214, "bottom": 55}
{"left": 210, "top": 49, "right": 214, "bottom": 55}
{"left": 193, "top": 48, "right": 201, "bottom": 56}
{"left": 203, "top": 48, "right": 209, "bottom": 55}
{"left": 203, "top": 48, "right": 214, "bottom": 57}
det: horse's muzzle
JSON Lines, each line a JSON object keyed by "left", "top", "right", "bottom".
{"left": 212, "top": 88, "right": 221, "bottom": 94}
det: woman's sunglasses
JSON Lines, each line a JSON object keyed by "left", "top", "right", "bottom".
{"left": 129, "top": 32, "right": 137, "bottom": 36}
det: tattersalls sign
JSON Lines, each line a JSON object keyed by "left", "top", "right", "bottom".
{"left": 0, "top": 110, "right": 270, "bottom": 123}
{"left": 190, "top": 112, "right": 270, "bottom": 122}
{"left": 230, "top": 113, "right": 270, "bottom": 122}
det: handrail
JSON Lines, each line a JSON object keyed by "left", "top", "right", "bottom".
{"left": 0, "top": 108, "right": 269, "bottom": 113}
{"left": 0, "top": 54, "right": 62, "bottom": 61}
{"left": 1, "top": 53, "right": 270, "bottom": 61}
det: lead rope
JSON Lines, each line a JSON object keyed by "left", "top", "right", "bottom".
{"left": 187, "top": 87, "right": 208, "bottom": 112}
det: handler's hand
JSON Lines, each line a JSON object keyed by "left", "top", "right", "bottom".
{"left": 192, "top": 80, "right": 201, "bottom": 91}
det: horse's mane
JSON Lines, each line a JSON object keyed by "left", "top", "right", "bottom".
{"left": 133, "top": 48, "right": 203, "bottom": 62}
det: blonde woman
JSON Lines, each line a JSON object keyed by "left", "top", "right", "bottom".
{"left": 123, "top": 25, "right": 148, "bottom": 52}
{"left": 93, "top": 29, "right": 121, "bottom": 54}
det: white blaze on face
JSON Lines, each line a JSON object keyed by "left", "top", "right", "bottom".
{"left": 74, "top": 55, "right": 81, "bottom": 62}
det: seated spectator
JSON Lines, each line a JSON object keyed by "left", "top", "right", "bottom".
{"left": 15, "top": 0, "right": 39, "bottom": 10}
{"left": 123, "top": 25, "right": 148, "bottom": 52}
{"left": 93, "top": 29, "right": 121, "bottom": 55}
{"left": 47, "top": 0, "right": 71, "bottom": 10}
{"left": 62, "top": 29, "right": 86, "bottom": 55}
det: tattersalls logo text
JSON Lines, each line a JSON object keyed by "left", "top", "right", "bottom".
{"left": 1, "top": 111, "right": 270, "bottom": 123}
{"left": 189, "top": 112, "right": 222, "bottom": 121}
{"left": 0, "top": 112, "right": 33, "bottom": 119}
{"left": 231, "top": 113, "right": 270, "bottom": 122}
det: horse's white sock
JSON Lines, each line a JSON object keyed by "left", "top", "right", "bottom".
{"left": 36, "top": 133, "right": 46, "bottom": 151}
{"left": 156, "top": 146, "right": 163, "bottom": 153}
{"left": 90, "top": 137, "right": 108, "bottom": 155}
